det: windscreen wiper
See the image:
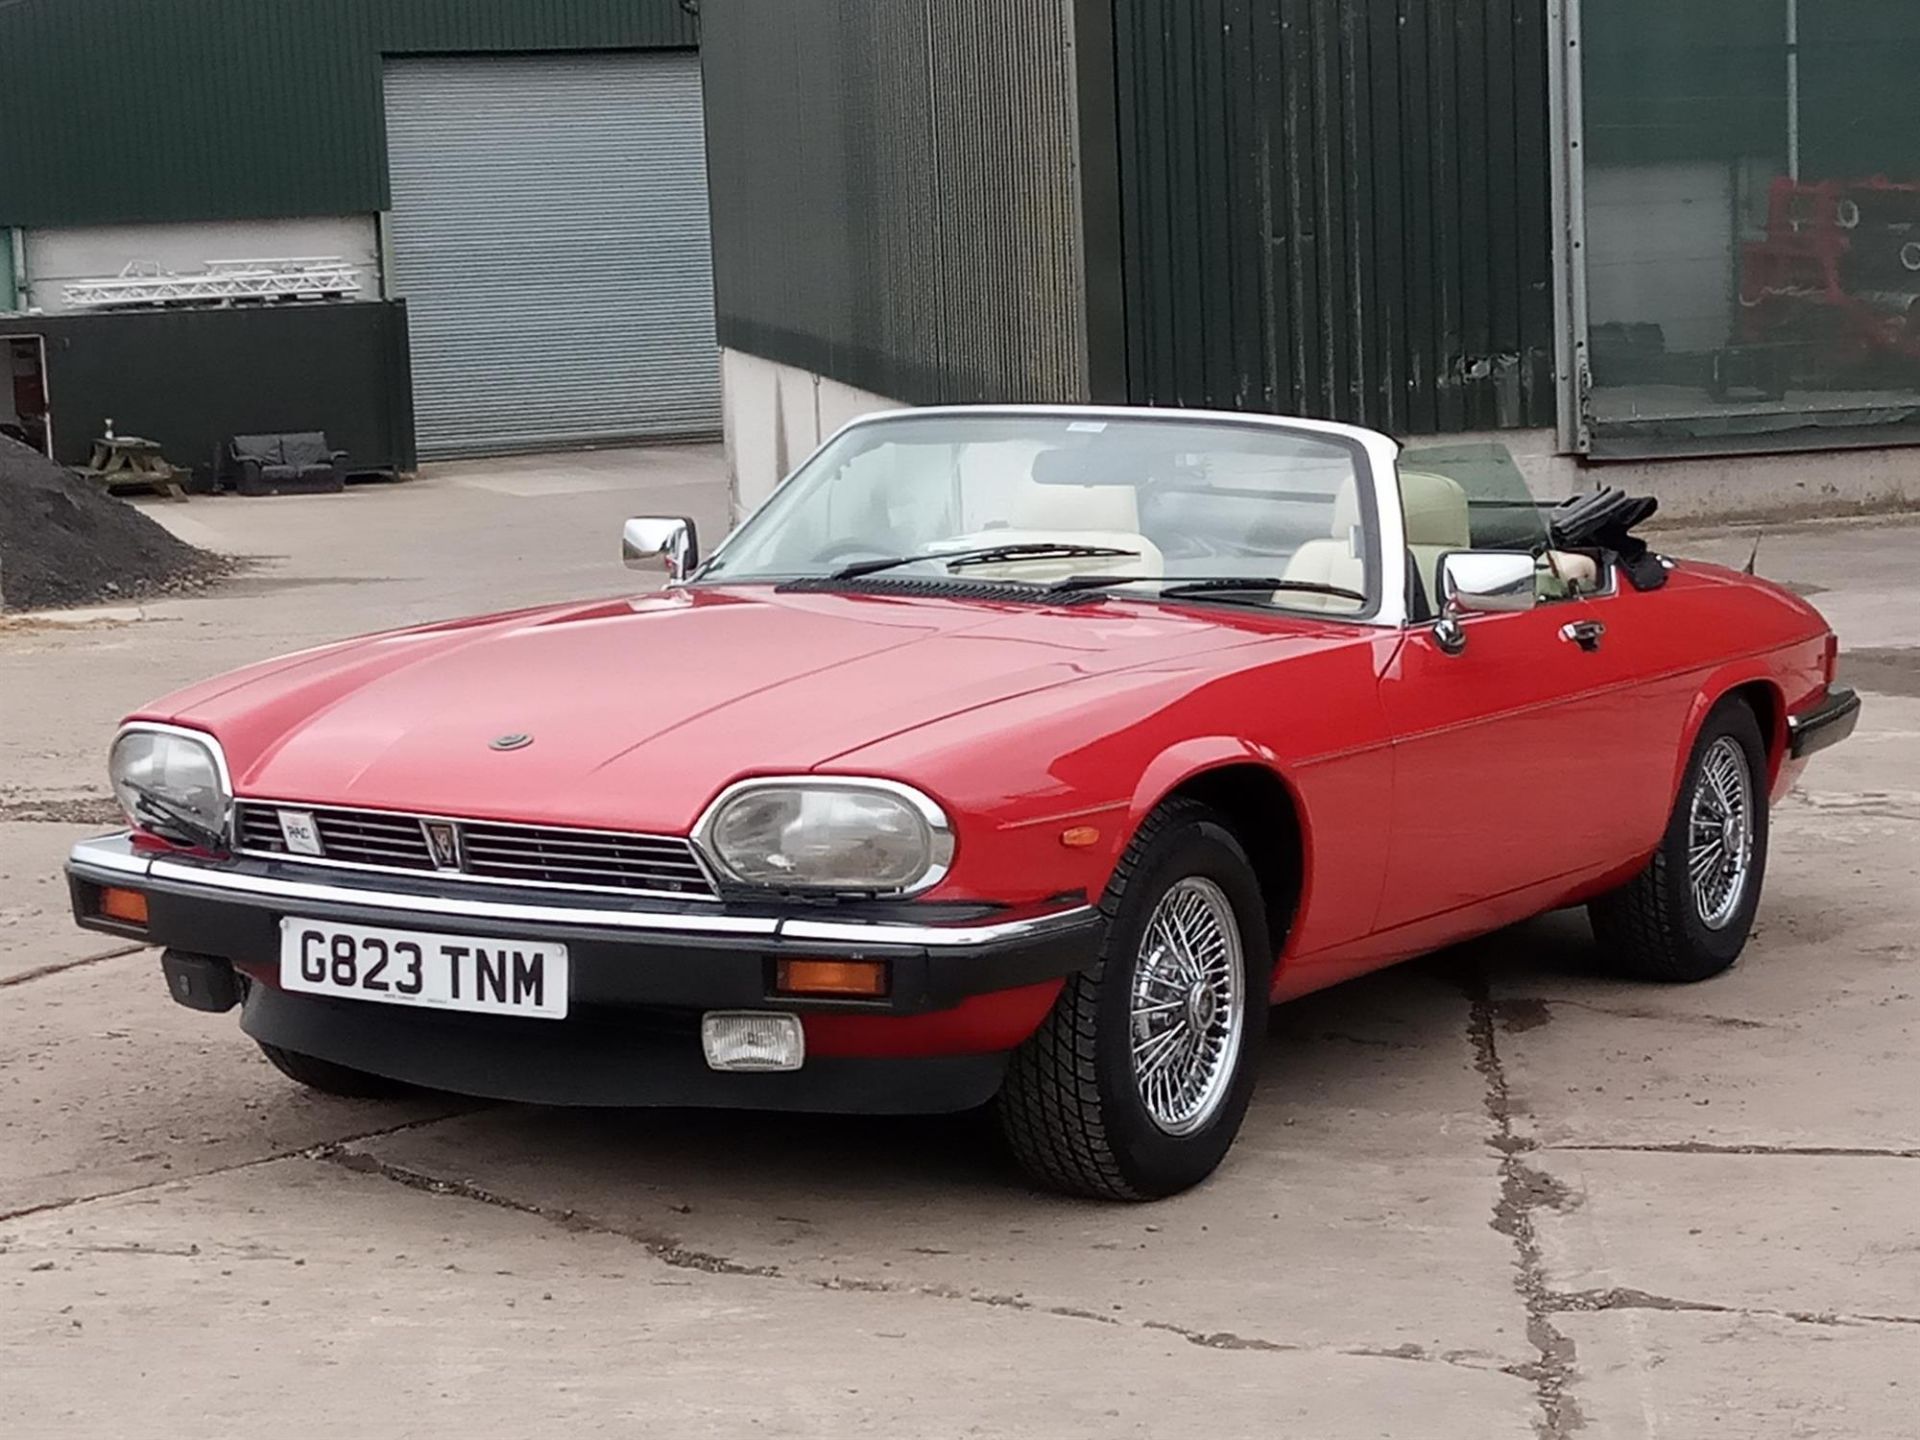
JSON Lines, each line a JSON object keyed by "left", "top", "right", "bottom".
{"left": 124, "top": 781, "right": 230, "bottom": 855}
{"left": 828, "top": 543, "right": 1140, "bottom": 582}
{"left": 1046, "top": 575, "right": 1368, "bottom": 606}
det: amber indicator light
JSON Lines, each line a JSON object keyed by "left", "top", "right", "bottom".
{"left": 776, "top": 958, "right": 890, "bottom": 999}
{"left": 96, "top": 886, "right": 150, "bottom": 927}
{"left": 1060, "top": 826, "right": 1102, "bottom": 849}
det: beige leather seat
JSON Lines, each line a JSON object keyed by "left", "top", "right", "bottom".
{"left": 954, "top": 473, "right": 1163, "bottom": 582}
{"left": 1399, "top": 470, "right": 1472, "bottom": 614}
{"left": 1280, "top": 469, "right": 1472, "bottom": 615}
{"left": 1278, "top": 478, "right": 1367, "bottom": 610}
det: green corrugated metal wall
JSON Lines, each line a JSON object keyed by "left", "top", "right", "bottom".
{"left": 701, "top": 0, "right": 1095, "bottom": 406}
{"left": 1115, "top": 0, "right": 1555, "bottom": 435}
{"left": 1586, "top": 0, "right": 1920, "bottom": 178}
{"left": 0, "top": 0, "right": 698, "bottom": 227}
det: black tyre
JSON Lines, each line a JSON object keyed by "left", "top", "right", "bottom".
{"left": 996, "top": 800, "right": 1272, "bottom": 1201}
{"left": 257, "top": 1041, "right": 413, "bottom": 1099}
{"left": 1589, "top": 700, "right": 1770, "bottom": 983}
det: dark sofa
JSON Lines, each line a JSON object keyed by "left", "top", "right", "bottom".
{"left": 220, "top": 432, "right": 348, "bottom": 495}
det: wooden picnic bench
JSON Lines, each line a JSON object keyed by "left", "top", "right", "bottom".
{"left": 74, "top": 433, "right": 190, "bottom": 501}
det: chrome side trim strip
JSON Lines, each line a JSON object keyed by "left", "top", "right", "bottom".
{"left": 779, "top": 910, "right": 1097, "bottom": 949}
{"left": 67, "top": 836, "right": 1099, "bottom": 950}
{"left": 66, "top": 831, "right": 154, "bottom": 878}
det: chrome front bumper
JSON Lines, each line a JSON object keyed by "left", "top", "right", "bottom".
{"left": 65, "top": 832, "right": 1104, "bottom": 1015}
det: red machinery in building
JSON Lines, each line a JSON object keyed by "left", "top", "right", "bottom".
{"left": 1739, "top": 176, "right": 1920, "bottom": 378}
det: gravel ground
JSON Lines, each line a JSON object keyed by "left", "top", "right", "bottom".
{"left": 0, "top": 437, "right": 232, "bottom": 611}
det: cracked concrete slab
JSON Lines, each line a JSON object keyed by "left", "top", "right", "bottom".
{"left": 0, "top": 821, "right": 121, "bottom": 983}
{"left": 1483, "top": 735, "right": 1920, "bottom": 1153}
{"left": 1483, "top": 681, "right": 1920, "bottom": 1435}
{"left": 1556, "top": 1310, "right": 1919, "bottom": 1440}
{"left": 344, "top": 968, "right": 1528, "bottom": 1367}
{"left": 1528, "top": 1148, "right": 1920, "bottom": 1324}
{"left": 0, "top": 1159, "right": 1538, "bottom": 1440}
{"left": 1, "top": 953, "right": 465, "bottom": 1218}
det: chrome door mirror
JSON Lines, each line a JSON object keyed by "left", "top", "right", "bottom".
{"left": 1441, "top": 551, "right": 1537, "bottom": 616}
{"left": 623, "top": 517, "right": 698, "bottom": 580}
{"left": 1432, "top": 551, "right": 1537, "bottom": 656}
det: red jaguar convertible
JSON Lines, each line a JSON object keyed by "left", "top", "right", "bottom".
{"left": 67, "top": 408, "right": 1858, "bottom": 1199}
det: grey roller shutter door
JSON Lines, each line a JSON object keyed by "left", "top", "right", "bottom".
{"left": 384, "top": 53, "right": 720, "bottom": 460}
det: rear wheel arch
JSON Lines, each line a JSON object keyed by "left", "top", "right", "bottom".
{"left": 1727, "top": 680, "right": 1785, "bottom": 781}
{"left": 1591, "top": 700, "right": 1770, "bottom": 982}
{"left": 1673, "top": 670, "right": 1789, "bottom": 800}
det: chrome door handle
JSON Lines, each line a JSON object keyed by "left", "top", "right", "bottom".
{"left": 1559, "top": 620, "right": 1606, "bottom": 652}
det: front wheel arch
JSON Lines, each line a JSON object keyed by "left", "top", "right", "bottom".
{"left": 997, "top": 797, "right": 1274, "bottom": 1198}
{"left": 1120, "top": 745, "right": 1307, "bottom": 974}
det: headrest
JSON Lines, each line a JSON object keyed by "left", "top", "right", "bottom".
{"left": 1398, "top": 470, "right": 1471, "bottom": 549}
{"left": 1330, "top": 475, "right": 1361, "bottom": 536}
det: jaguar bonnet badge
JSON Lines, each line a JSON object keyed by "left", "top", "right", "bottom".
{"left": 490, "top": 733, "right": 534, "bottom": 752}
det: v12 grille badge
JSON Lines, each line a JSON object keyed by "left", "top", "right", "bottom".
{"left": 421, "top": 820, "right": 461, "bottom": 870}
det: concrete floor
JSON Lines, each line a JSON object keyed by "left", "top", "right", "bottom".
{"left": 1, "top": 452, "right": 1915, "bottom": 1438}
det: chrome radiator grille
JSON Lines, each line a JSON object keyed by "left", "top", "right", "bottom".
{"left": 233, "top": 803, "right": 716, "bottom": 899}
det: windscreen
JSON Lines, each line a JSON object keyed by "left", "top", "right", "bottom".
{"left": 699, "top": 414, "right": 1377, "bottom": 615}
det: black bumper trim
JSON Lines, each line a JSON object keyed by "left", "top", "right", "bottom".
{"left": 1789, "top": 686, "right": 1862, "bottom": 761}
{"left": 241, "top": 982, "right": 1008, "bottom": 1113}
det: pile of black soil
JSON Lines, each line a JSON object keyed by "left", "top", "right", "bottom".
{"left": 0, "top": 436, "right": 235, "bottom": 610}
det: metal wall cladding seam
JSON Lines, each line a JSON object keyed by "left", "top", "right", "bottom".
{"left": 384, "top": 53, "right": 720, "bottom": 458}
{"left": 1115, "top": 0, "right": 1555, "bottom": 435}
{"left": 0, "top": 0, "right": 697, "bottom": 227}
{"left": 701, "top": 0, "right": 1089, "bottom": 405}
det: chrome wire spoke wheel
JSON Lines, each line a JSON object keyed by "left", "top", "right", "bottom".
{"left": 1688, "top": 735, "right": 1755, "bottom": 930}
{"left": 1129, "top": 877, "right": 1246, "bottom": 1136}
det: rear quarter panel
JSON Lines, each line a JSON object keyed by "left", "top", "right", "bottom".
{"left": 1648, "top": 566, "right": 1832, "bottom": 809}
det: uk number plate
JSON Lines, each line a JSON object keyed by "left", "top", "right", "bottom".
{"left": 277, "top": 919, "right": 569, "bottom": 1020}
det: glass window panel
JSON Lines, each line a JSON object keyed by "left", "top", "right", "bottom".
{"left": 1580, "top": 0, "right": 1920, "bottom": 450}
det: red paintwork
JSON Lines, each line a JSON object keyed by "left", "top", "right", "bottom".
{"left": 130, "top": 559, "right": 1835, "bottom": 1059}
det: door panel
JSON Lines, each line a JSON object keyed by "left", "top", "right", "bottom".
{"left": 1375, "top": 597, "right": 1651, "bottom": 932}
{"left": 1558, "top": 585, "right": 1713, "bottom": 858}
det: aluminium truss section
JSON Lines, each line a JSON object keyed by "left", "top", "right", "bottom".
{"left": 62, "top": 257, "right": 364, "bottom": 310}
